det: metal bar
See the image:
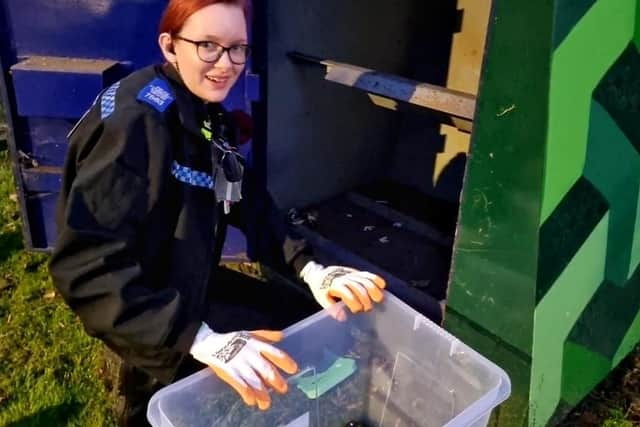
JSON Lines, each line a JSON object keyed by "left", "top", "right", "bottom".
{"left": 367, "top": 93, "right": 473, "bottom": 133}
{"left": 288, "top": 51, "right": 477, "bottom": 120}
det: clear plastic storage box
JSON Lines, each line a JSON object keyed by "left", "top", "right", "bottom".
{"left": 147, "top": 292, "right": 511, "bottom": 427}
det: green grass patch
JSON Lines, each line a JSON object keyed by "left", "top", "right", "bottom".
{"left": 0, "top": 148, "right": 117, "bottom": 426}
{"left": 602, "top": 408, "right": 634, "bottom": 427}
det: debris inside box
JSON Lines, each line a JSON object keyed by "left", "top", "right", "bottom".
{"left": 168, "top": 324, "right": 443, "bottom": 427}
{"left": 289, "top": 183, "right": 455, "bottom": 302}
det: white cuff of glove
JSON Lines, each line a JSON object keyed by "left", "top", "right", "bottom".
{"left": 189, "top": 322, "right": 215, "bottom": 355}
{"left": 299, "top": 260, "right": 325, "bottom": 281}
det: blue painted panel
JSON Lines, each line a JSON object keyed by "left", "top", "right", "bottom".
{"left": 25, "top": 192, "right": 58, "bottom": 250}
{"left": 21, "top": 170, "right": 62, "bottom": 193}
{"left": 23, "top": 118, "right": 73, "bottom": 167}
{"left": 4, "top": 1, "right": 165, "bottom": 69}
{"left": 11, "top": 57, "right": 121, "bottom": 118}
{"left": 1, "top": 0, "right": 254, "bottom": 251}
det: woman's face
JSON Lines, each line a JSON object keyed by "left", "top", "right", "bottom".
{"left": 169, "top": 3, "right": 247, "bottom": 103}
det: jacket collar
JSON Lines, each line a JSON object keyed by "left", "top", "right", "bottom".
{"left": 159, "top": 63, "right": 218, "bottom": 141}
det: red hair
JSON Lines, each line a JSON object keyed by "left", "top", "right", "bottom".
{"left": 159, "top": 0, "right": 251, "bottom": 35}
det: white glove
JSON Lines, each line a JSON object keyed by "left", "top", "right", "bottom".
{"left": 189, "top": 323, "right": 298, "bottom": 410}
{"left": 300, "top": 261, "right": 386, "bottom": 313}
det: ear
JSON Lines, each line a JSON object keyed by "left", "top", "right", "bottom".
{"left": 158, "top": 32, "right": 177, "bottom": 63}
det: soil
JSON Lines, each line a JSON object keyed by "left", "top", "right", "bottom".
{"left": 559, "top": 346, "right": 640, "bottom": 426}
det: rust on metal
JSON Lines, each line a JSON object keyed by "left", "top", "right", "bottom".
{"left": 288, "top": 52, "right": 477, "bottom": 120}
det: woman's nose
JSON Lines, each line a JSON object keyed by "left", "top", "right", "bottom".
{"left": 215, "top": 50, "right": 234, "bottom": 69}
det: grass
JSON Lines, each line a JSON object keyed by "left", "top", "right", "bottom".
{"left": 0, "top": 145, "right": 118, "bottom": 426}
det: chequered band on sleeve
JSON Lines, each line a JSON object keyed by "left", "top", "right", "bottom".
{"left": 171, "top": 161, "right": 215, "bottom": 190}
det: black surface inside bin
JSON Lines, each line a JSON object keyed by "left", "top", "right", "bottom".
{"left": 296, "top": 180, "right": 454, "bottom": 303}
{"left": 249, "top": 0, "right": 481, "bottom": 320}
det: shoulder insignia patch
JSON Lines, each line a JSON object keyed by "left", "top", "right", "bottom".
{"left": 137, "top": 78, "right": 175, "bottom": 112}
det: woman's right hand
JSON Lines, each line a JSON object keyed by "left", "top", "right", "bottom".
{"left": 189, "top": 323, "right": 297, "bottom": 410}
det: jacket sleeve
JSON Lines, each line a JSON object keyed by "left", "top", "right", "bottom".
{"left": 49, "top": 108, "right": 201, "bottom": 362}
{"left": 225, "top": 169, "right": 314, "bottom": 277}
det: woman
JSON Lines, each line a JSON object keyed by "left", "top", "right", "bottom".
{"left": 49, "top": 0, "right": 386, "bottom": 424}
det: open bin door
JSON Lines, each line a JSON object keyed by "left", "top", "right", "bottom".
{"left": 250, "top": 0, "right": 491, "bottom": 322}
{"left": 0, "top": 0, "right": 252, "bottom": 256}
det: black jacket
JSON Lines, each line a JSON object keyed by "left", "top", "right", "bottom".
{"left": 49, "top": 64, "right": 312, "bottom": 383}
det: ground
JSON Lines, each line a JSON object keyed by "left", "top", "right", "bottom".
{"left": 0, "top": 101, "right": 638, "bottom": 426}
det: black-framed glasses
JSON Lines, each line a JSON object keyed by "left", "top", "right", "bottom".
{"left": 174, "top": 35, "right": 251, "bottom": 65}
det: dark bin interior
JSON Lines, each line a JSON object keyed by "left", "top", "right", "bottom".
{"left": 254, "top": 0, "right": 491, "bottom": 316}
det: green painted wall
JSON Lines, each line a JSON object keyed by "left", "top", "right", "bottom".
{"left": 636, "top": 1, "right": 640, "bottom": 48}
{"left": 532, "top": 0, "right": 640, "bottom": 424}
{"left": 446, "top": 0, "right": 551, "bottom": 355}
{"left": 446, "top": 0, "right": 552, "bottom": 424}
{"left": 541, "top": 0, "right": 636, "bottom": 223}
{"left": 532, "top": 214, "right": 609, "bottom": 425}
{"left": 447, "top": 1, "right": 640, "bottom": 426}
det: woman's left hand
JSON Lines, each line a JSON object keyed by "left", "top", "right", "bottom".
{"left": 300, "top": 261, "right": 386, "bottom": 314}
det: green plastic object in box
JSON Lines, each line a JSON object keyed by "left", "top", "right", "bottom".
{"left": 293, "top": 357, "right": 357, "bottom": 399}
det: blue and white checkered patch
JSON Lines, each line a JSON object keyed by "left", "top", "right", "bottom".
{"left": 171, "top": 161, "right": 215, "bottom": 190}
{"left": 100, "top": 81, "right": 121, "bottom": 119}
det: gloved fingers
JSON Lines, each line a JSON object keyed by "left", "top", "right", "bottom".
{"left": 250, "top": 330, "right": 283, "bottom": 343}
{"left": 254, "top": 340, "right": 299, "bottom": 375}
{"left": 326, "top": 303, "right": 348, "bottom": 322}
{"left": 237, "top": 365, "right": 272, "bottom": 411}
{"left": 247, "top": 371, "right": 272, "bottom": 411}
{"left": 339, "top": 276, "right": 372, "bottom": 311}
{"left": 348, "top": 272, "right": 385, "bottom": 303}
{"left": 246, "top": 350, "right": 289, "bottom": 394}
{"left": 328, "top": 284, "right": 364, "bottom": 313}
{"left": 358, "top": 272, "right": 387, "bottom": 290}
{"left": 313, "top": 293, "right": 348, "bottom": 321}
{"left": 210, "top": 365, "right": 257, "bottom": 407}
{"left": 254, "top": 387, "right": 272, "bottom": 411}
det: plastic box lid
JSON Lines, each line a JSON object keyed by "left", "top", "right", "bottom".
{"left": 147, "top": 292, "right": 511, "bottom": 427}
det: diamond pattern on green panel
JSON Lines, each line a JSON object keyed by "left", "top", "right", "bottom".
{"left": 561, "top": 341, "right": 612, "bottom": 405}
{"left": 594, "top": 43, "right": 640, "bottom": 154}
{"left": 559, "top": 266, "right": 640, "bottom": 415}
{"left": 537, "top": 177, "right": 608, "bottom": 303}
{"left": 569, "top": 275, "right": 640, "bottom": 359}
{"left": 613, "top": 293, "right": 640, "bottom": 366}
{"left": 534, "top": 12, "right": 640, "bottom": 426}
{"left": 546, "top": 341, "right": 613, "bottom": 424}
{"left": 531, "top": 213, "right": 609, "bottom": 427}
{"left": 553, "top": 0, "right": 596, "bottom": 49}
{"left": 582, "top": 101, "right": 640, "bottom": 285}
{"left": 541, "top": 0, "right": 637, "bottom": 222}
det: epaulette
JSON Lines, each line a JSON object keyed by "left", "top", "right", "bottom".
{"left": 136, "top": 78, "right": 175, "bottom": 113}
